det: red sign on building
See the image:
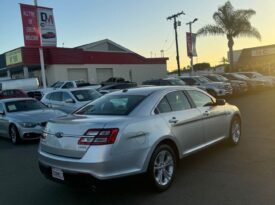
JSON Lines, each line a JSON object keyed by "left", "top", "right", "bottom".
{"left": 20, "top": 4, "right": 41, "bottom": 47}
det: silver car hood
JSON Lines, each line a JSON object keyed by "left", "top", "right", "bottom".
{"left": 8, "top": 109, "right": 65, "bottom": 123}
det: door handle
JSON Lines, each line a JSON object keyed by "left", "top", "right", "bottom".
{"left": 203, "top": 111, "right": 210, "bottom": 116}
{"left": 169, "top": 117, "right": 178, "bottom": 124}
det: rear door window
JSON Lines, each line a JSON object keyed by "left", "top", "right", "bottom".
{"left": 166, "top": 91, "right": 191, "bottom": 111}
{"left": 50, "top": 92, "right": 62, "bottom": 101}
{"left": 187, "top": 90, "right": 213, "bottom": 107}
{"left": 62, "top": 92, "right": 74, "bottom": 102}
{"left": 155, "top": 97, "right": 172, "bottom": 114}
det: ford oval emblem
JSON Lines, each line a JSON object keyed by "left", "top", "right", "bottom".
{"left": 55, "top": 132, "right": 64, "bottom": 138}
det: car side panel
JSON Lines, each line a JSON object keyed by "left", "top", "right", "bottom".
{"left": 157, "top": 108, "right": 204, "bottom": 155}
{"left": 0, "top": 115, "right": 10, "bottom": 138}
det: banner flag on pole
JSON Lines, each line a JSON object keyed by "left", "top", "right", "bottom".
{"left": 186, "top": 32, "right": 197, "bottom": 57}
{"left": 20, "top": 3, "right": 57, "bottom": 47}
{"left": 20, "top": 4, "right": 41, "bottom": 47}
{"left": 37, "top": 7, "right": 57, "bottom": 47}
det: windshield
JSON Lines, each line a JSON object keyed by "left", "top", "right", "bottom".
{"left": 75, "top": 94, "right": 146, "bottom": 115}
{"left": 204, "top": 75, "right": 220, "bottom": 82}
{"left": 71, "top": 89, "right": 102, "bottom": 102}
{"left": 51, "top": 81, "right": 64, "bottom": 88}
{"left": 5, "top": 100, "right": 47, "bottom": 113}
{"left": 232, "top": 73, "right": 249, "bottom": 80}
{"left": 169, "top": 79, "right": 185, "bottom": 85}
{"left": 241, "top": 72, "right": 263, "bottom": 78}
{"left": 254, "top": 72, "right": 263, "bottom": 77}
{"left": 215, "top": 75, "right": 229, "bottom": 81}
{"left": 239, "top": 73, "right": 253, "bottom": 78}
{"left": 197, "top": 76, "right": 211, "bottom": 83}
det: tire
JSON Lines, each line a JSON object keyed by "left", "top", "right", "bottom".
{"left": 228, "top": 116, "right": 241, "bottom": 146}
{"left": 148, "top": 144, "right": 176, "bottom": 192}
{"left": 9, "top": 124, "right": 21, "bottom": 145}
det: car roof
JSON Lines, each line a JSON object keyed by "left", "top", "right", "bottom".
{"left": 100, "top": 82, "right": 136, "bottom": 89}
{"left": 0, "top": 97, "right": 36, "bottom": 103}
{"left": 180, "top": 76, "right": 201, "bottom": 79}
{"left": 46, "top": 87, "right": 97, "bottom": 94}
{"left": 108, "top": 86, "right": 196, "bottom": 96}
{"left": 144, "top": 78, "right": 179, "bottom": 82}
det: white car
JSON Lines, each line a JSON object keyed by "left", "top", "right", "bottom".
{"left": 41, "top": 88, "right": 102, "bottom": 113}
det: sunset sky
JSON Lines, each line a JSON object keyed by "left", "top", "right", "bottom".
{"left": 0, "top": 0, "right": 274, "bottom": 71}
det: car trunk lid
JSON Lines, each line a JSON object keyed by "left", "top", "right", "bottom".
{"left": 40, "top": 114, "right": 124, "bottom": 159}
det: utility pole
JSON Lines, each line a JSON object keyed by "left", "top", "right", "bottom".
{"left": 160, "top": 50, "right": 164, "bottom": 58}
{"left": 186, "top": 18, "right": 198, "bottom": 76}
{"left": 167, "top": 11, "right": 185, "bottom": 76}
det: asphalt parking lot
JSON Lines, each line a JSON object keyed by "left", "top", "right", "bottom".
{"left": 1, "top": 90, "right": 275, "bottom": 205}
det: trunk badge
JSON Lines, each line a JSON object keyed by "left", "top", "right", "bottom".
{"left": 55, "top": 132, "right": 64, "bottom": 138}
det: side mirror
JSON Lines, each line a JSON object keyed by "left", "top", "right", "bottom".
{"left": 65, "top": 99, "right": 75, "bottom": 103}
{"left": 215, "top": 99, "right": 226, "bottom": 106}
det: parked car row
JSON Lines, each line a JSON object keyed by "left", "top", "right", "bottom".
{"left": 0, "top": 71, "right": 272, "bottom": 192}
{"left": 142, "top": 72, "right": 275, "bottom": 98}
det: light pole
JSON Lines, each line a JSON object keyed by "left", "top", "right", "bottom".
{"left": 167, "top": 11, "right": 185, "bottom": 76}
{"left": 186, "top": 18, "right": 198, "bottom": 75}
{"left": 34, "top": 0, "right": 47, "bottom": 90}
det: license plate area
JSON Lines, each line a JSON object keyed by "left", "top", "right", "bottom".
{"left": 51, "top": 167, "right": 64, "bottom": 181}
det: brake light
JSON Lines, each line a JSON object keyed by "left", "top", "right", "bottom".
{"left": 78, "top": 128, "right": 119, "bottom": 145}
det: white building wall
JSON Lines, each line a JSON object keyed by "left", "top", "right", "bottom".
{"left": 91, "top": 64, "right": 166, "bottom": 84}
{"left": 46, "top": 64, "right": 167, "bottom": 85}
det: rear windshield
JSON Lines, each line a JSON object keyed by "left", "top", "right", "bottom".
{"left": 5, "top": 100, "right": 47, "bottom": 112}
{"left": 51, "top": 81, "right": 64, "bottom": 88}
{"left": 71, "top": 89, "right": 102, "bottom": 102}
{"left": 75, "top": 95, "right": 146, "bottom": 115}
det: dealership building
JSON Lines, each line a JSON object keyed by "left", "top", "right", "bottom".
{"left": 230, "top": 44, "right": 275, "bottom": 74}
{"left": 0, "top": 39, "right": 168, "bottom": 85}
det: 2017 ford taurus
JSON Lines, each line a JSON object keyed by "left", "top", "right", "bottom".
{"left": 38, "top": 86, "right": 241, "bottom": 191}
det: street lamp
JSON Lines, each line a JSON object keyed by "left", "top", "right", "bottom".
{"left": 186, "top": 18, "right": 198, "bottom": 75}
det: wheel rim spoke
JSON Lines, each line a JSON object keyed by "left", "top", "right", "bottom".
{"left": 154, "top": 150, "right": 174, "bottom": 186}
{"left": 232, "top": 122, "right": 240, "bottom": 143}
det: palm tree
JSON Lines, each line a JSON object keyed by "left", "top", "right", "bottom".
{"left": 197, "top": 1, "right": 261, "bottom": 71}
{"left": 220, "top": 57, "right": 229, "bottom": 65}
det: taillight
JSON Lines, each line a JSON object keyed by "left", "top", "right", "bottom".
{"left": 78, "top": 128, "right": 119, "bottom": 145}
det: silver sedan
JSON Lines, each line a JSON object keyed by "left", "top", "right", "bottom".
{"left": 38, "top": 86, "right": 241, "bottom": 191}
{"left": 0, "top": 98, "right": 66, "bottom": 144}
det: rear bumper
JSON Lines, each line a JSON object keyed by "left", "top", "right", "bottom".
{"left": 38, "top": 145, "right": 149, "bottom": 181}
{"left": 39, "top": 162, "right": 99, "bottom": 186}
